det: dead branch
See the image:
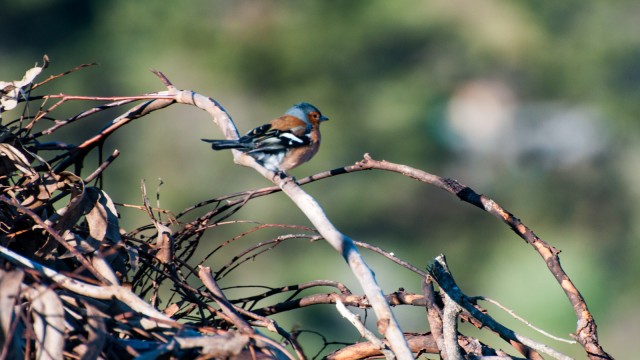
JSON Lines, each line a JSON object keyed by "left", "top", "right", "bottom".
{"left": 326, "top": 334, "right": 440, "bottom": 360}
{"left": 0, "top": 62, "right": 613, "bottom": 359}
{"left": 354, "top": 155, "right": 611, "bottom": 360}
{"left": 168, "top": 73, "right": 414, "bottom": 359}
{"left": 430, "top": 255, "right": 569, "bottom": 360}
{"left": 335, "top": 299, "right": 394, "bottom": 360}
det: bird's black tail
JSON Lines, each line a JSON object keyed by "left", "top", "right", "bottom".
{"left": 201, "top": 139, "right": 247, "bottom": 151}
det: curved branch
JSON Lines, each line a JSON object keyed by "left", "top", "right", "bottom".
{"left": 141, "top": 71, "right": 607, "bottom": 359}
{"left": 353, "top": 155, "right": 611, "bottom": 360}
{"left": 196, "top": 152, "right": 611, "bottom": 358}
{"left": 169, "top": 85, "right": 413, "bottom": 359}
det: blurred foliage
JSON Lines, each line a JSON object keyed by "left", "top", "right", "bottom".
{"left": 1, "top": 0, "right": 636, "bottom": 357}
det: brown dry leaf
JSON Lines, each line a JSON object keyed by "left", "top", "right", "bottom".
{"left": 36, "top": 172, "right": 86, "bottom": 258}
{"left": 84, "top": 187, "right": 127, "bottom": 279}
{"left": 0, "top": 269, "right": 25, "bottom": 359}
{"left": 19, "top": 171, "right": 60, "bottom": 209}
{"left": 0, "top": 141, "right": 59, "bottom": 209}
{"left": 52, "top": 172, "right": 86, "bottom": 229}
{"left": 81, "top": 302, "right": 108, "bottom": 360}
{"left": 154, "top": 223, "right": 173, "bottom": 263}
{"left": 163, "top": 302, "right": 181, "bottom": 317}
{"left": 30, "top": 285, "right": 65, "bottom": 360}
{"left": 0, "top": 143, "right": 37, "bottom": 177}
{"left": 0, "top": 143, "right": 54, "bottom": 210}
{"left": 59, "top": 230, "right": 102, "bottom": 257}
{"left": 90, "top": 251, "right": 120, "bottom": 285}
{"left": 85, "top": 187, "right": 121, "bottom": 244}
{"left": 53, "top": 178, "right": 121, "bottom": 258}
{"left": 140, "top": 180, "right": 173, "bottom": 263}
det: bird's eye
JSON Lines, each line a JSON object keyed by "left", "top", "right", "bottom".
{"left": 312, "top": 113, "right": 319, "bottom": 119}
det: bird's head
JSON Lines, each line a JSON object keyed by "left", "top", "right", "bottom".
{"left": 285, "top": 102, "right": 329, "bottom": 125}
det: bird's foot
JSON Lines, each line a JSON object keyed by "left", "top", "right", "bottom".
{"left": 276, "top": 171, "right": 299, "bottom": 184}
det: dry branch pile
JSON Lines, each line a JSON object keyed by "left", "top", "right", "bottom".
{"left": 0, "top": 59, "right": 612, "bottom": 359}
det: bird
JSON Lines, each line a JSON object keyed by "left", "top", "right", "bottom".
{"left": 202, "top": 102, "right": 329, "bottom": 174}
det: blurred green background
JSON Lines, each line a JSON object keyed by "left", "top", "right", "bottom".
{"left": 2, "top": 1, "right": 635, "bottom": 357}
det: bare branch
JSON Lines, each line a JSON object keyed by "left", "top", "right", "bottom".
{"left": 171, "top": 86, "right": 414, "bottom": 358}
{"left": 198, "top": 266, "right": 255, "bottom": 335}
{"left": 1, "top": 62, "right": 612, "bottom": 359}
{"left": 0, "top": 244, "right": 175, "bottom": 327}
{"left": 52, "top": 92, "right": 177, "bottom": 173}
{"left": 326, "top": 334, "right": 440, "bottom": 360}
{"left": 430, "top": 255, "right": 570, "bottom": 360}
{"left": 351, "top": 154, "right": 610, "bottom": 360}
{"left": 440, "top": 269, "right": 464, "bottom": 360}
{"left": 84, "top": 149, "right": 120, "bottom": 183}
{"left": 31, "top": 62, "right": 97, "bottom": 90}
{"left": 474, "top": 296, "right": 576, "bottom": 344}
{"left": 0, "top": 195, "right": 113, "bottom": 284}
{"left": 335, "top": 299, "right": 394, "bottom": 360}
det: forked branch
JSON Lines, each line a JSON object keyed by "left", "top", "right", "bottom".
{"left": 166, "top": 74, "right": 414, "bottom": 359}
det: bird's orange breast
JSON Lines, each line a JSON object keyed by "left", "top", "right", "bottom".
{"left": 278, "top": 126, "right": 322, "bottom": 170}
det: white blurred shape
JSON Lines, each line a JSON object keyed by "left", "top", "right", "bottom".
{"left": 447, "top": 79, "right": 517, "bottom": 156}
{"left": 518, "top": 104, "right": 608, "bottom": 168}
{"left": 445, "top": 79, "right": 609, "bottom": 169}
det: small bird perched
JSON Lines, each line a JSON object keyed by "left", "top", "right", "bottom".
{"left": 202, "top": 102, "right": 329, "bottom": 173}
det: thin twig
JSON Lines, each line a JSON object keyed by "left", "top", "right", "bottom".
{"left": 335, "top": 299, "right": 394, "bottom": 360}
{"left": 53, "top": 92, "right": 176, "bottom": 173}
{"left": 84, "top": 149, "right": 120, "bottom": 183}
{"left": 32, "top": 62, "right": 98, "bottom": 90}
{"left": 198, "top": 266, "right": 255, "bottom": 334}
{"left": 474, "top": 296, "right": 576, "bottom": 344}
{"left": 216, "top": 233, "right": 320, "bottom": 280}
{"left": 199, "top": 266, "right": 303, "bottom": 360}
{"left": 30, "top": 99, "right": 137, "bottom": 138}
{"left": 353, "top": 240, "right": 427, "bottom": 277}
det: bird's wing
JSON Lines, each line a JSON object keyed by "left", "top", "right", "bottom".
{"left": 245, "top": 116, "right": 311, "bottom": 150}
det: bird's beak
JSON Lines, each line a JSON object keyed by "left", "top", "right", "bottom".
{"left": 320, "top": 115, "right": 329, "bottom": 122}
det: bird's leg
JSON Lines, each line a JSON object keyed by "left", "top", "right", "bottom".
{"left": 270, "top": 170, "right": 287, "bottom": 182}
{"left": 277, "top": 170, "right": 300, "bottom": 185}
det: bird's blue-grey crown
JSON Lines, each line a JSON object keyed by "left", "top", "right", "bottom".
{"left": 285, "top": 102, "right": 328, "bottom": 124}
